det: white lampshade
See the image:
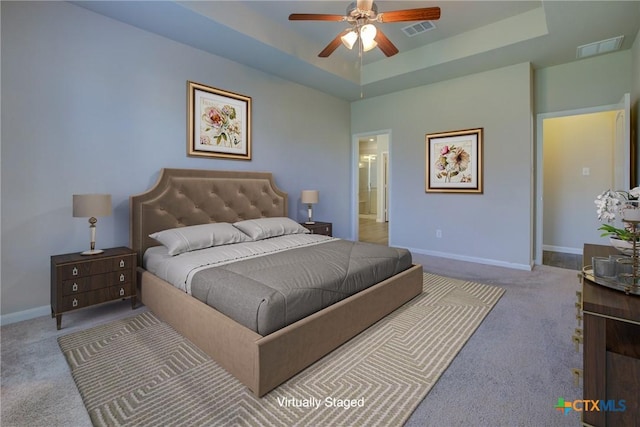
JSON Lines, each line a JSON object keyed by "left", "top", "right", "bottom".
{"left": 341, "top": 30, "right": 358, "bottom": 50}
{"left": 73, "top": 194, "right": 112, "bottom": 218}
{"left": 301, "top": 190, "right": 319, "bottom": 204}
{"left": 73, "top": 194, "right": 112, "bottom": 255}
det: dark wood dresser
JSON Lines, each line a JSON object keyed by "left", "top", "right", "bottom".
{"left": 51, "top": 246, "right": 137, "bottom": 329}
{"left": 581, "top": 244, "right": 640, "bottom": 426}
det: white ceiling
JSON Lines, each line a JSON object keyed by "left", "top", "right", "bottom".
{"left": 73, "top": 1, "right": 640, "bottom": 101}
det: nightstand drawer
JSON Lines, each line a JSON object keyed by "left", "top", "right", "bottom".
{"left": 59, "top": 259, "right": 111, "bottom": 280}
{"left": 62, "top": 275, "right": 109, "bottom": 296}
{"left": 111, "top": 270, "right": 131, "bottom": 285}
{"left": 60, "top": 288, "right": 112, "bottom": 311}
{"left": 112, "top": 256, "right": 134, "bottom": 271}
{"left": 311, "top": 225, "right": 331, "bottom": 235}
{"left": 111, "top": 285, "right": 133, "bottom": 299}
{"left": 301, "top": 221, "right": 332, "bottom": 236}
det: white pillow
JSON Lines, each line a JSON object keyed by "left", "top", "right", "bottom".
{"left": 150, "top": 222, "right": 251, "bottom": 256}
{"left": 233, "top": 217, "right": 310, "bottom": 241}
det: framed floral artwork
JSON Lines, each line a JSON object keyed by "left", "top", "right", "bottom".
{"left": 187, "top": 81, "right": 251, "bottom": 160}
{"left": 425, "top": 128, "right": 483, "bottom": 193}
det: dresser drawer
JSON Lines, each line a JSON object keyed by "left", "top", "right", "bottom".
{"left": 60, "top": 288, "right": 112, "bottom": 311}
{"left": 311, "top": 225, "right": 331, "bottom": 235}
{"left": 62, "top": 275, "right": 109, "bottom": 296}
{"left": 111, "top": 284, "right": 133, "bottom": 299}
{"left": 302, "top": 222, "right": 332, "bottom": 236}
{"left": 59, "top": 259, "right": 112, "bottom": 280}
{"left": 112, "top": 255, "right": 134, "bottom": 271}
{"left": 111, "top": 270, "right": 132, "bottom": 286}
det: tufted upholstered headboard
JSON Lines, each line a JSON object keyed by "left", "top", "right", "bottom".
{"left": 130, "top": 168, "right": 288, "bottom": 265}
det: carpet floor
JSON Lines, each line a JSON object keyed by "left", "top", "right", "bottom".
{"left": 57, "top": 273, "right": 503, "bottom": 427}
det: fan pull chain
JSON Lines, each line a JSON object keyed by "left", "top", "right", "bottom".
{"left": 359, "top": 37, "right": 364, "bottom": 99}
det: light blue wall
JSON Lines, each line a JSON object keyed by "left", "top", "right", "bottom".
{"left": 535, "top": 50, "right": 632, "bottom": 114}
{"left": 1, "top": 1, "right": 351, "bottom": 317}
{"left": 352, "top": 63, "right": 534, "bottom": 269}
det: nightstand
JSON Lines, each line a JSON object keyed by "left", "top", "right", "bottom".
{"left": 301, "top": 221, "right": 332, "bottom": 236}
{"left": 51, "top": 246, "right": 137, "bottom": 330}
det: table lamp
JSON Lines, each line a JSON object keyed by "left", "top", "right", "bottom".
{"left": 301, "top": 190, "right": 319, "bottom": 224}
{"left": 73, "top": 194, "right": 112, "bottom": 255}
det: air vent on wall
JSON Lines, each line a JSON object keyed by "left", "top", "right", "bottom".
{"left": 576, "top": 35, "right": 624, "bottom": 59}
{"left": 401, "top": 21, "right": 435, "bottom": 37}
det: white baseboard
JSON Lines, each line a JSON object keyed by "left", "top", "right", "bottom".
{"left": 405, "top": 246, "right": 533, "bottom": 271}
{"left": 1, "top": 305, "right": 50, "bottom": 327}
{"left": 542, "top": 245, "right": 583, "bottom": 255}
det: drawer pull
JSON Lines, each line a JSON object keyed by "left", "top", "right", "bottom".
{"left": 119, "top": 287, "right": 125, "bottom": 297}
{"left": 72, "top": 298, "right": 78, "bottom": 308}
{"left": 119, "top": 260, "right": 125, "bottom": 268}
{"left": 72, "top": 283, "right": 78, "bottom": 292}
{"left": 571, "top": 368, "right": 583, "bottom": 386}
{"left": 572, "top": 334, "right": 583, "bottom": 352}
{"left": 119, "top": 273, "right": 125, "bottom": 282}
{"left": 72, "top": 267, "right": 78, "bottom": 276}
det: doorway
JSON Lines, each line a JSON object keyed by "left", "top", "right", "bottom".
{"left": 352, "top": 132, "right": 390, "bottom": 245}
{"left": 535, "top": 94, "right": 631, "bottom": 266}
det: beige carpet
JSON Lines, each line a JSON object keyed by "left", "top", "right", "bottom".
{"left": 58, "top": 273, "right": 504, "bottom": 427}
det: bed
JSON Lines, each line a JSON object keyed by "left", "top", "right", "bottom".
{"left": 130, "top": 168, "right": 423, "bottom": 397}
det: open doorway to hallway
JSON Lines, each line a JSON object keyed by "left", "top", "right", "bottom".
{"left": 536, "top": 94, "right": 631, "bottom": 269}
{"left": 358, "top": 134, "right": 389, "bottom": 245}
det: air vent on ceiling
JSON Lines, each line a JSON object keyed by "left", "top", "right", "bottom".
{"left": 576, "top": 35, "right": 624, "bottom": 59}
{"left": 401, "top": 21, "right": 435, "bottom": 37}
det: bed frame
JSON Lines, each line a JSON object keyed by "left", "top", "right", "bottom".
{"left": 130, "top": 168, "right": 423, "bottom": 397}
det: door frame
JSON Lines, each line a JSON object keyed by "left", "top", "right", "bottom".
{"left": 535, "top": 96, "right": 629, "bottom": 265}
{"left": 351, "top": 129, "right": 392, "bottom": 241}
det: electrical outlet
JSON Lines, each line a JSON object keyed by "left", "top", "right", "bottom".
{"left": 436, "top": 229, "right": 442, "bottom": 238}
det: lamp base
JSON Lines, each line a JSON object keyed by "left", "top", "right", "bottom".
{"left": 81, "top": 249, "right": 104, "bottom": 256}
{"left": 305, "top": 221, "right": 316, "bottom": 225}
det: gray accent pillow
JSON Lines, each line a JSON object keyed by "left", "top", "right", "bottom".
{"left": 233, "top": 217, "right": 310, "bottom": 241}
{"left": 150, "top": 223, "right": 252, "bottom": 256}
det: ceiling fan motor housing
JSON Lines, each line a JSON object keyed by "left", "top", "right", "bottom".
{"left": 347, "top": 1, "right": 377, "bottom": 20}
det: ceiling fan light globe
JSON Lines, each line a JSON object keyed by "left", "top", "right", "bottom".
{"left": 362, "top": 38, "right": 378, "bottom": 52}
{"left": 341, "top": 30, "right": 358, "bottom": 49}
{"left": 360, "top": 23, "right": 377, "bottom": 42}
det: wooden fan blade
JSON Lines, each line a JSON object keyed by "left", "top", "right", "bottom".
{"left": 318, "top": 30, "right": 349, "bottom": 57}
{"left": 378, "top": 7, "right": 441, "bottom": 23}
{"left": 375, "top": 30, "right": 399, "bottom": 57}
{"left": 289, "top": 13, "right": 345, "bottom": 21}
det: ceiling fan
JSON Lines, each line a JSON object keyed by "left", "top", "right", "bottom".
{"left": 289, "top": 0, "right": 441, "bottom": 58}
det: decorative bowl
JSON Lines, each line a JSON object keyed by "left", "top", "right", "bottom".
{"left": 610, "top": 237, "right": 635, "bottom": 256}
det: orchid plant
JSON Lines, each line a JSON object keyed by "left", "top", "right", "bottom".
{"left": 595, "top": 187, "right": 640, "bottom": 240}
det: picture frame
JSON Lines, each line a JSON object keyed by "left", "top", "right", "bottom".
{"left": 425, "top": 128, "right": 483, "bottom": 193}
{"left": 187, "top": 81, "right": 251, "bottom": 160}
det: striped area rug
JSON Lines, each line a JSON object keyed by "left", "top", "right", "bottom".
{"left": 58, "top": 273, "right": 504, "bottom": 426}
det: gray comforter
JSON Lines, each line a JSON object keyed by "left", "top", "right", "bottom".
{"left": 191, "top": 239, "right": 412, "bottom": 335}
